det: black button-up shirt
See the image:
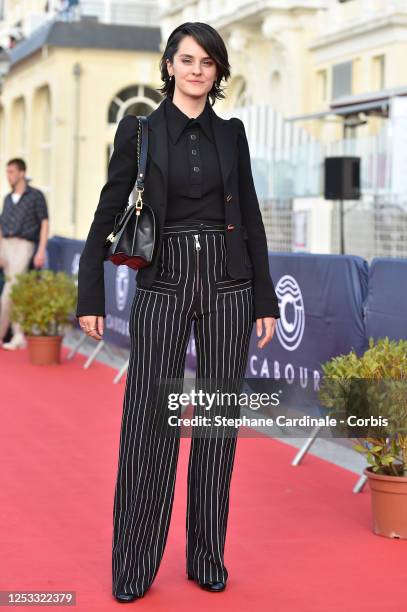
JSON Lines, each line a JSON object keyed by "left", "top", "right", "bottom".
{"left": 164, "top": 96, "right": 225, "bottom": 223}
{"left": 0, "top": 184, "right": 49, "bottom": 242}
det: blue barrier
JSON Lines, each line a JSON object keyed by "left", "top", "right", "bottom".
{"left": 46, "top": 236, "right": 135, "bottom": 348}
{"left": 243, "top": 252, "right": 369, "bottom": 412}
{"left": 104, "top": 262, "right": 136, "bottom": 348}
{"left": 246, "top": 253, "right": 369, "bottom": 376}
{"left": 46, "top": 237, "right": 407, "bottom": 377}
{"left": 365, "top": 257, "right": 407, "bottom": 341}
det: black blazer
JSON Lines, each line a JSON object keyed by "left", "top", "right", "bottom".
{"left": 76, "top": 98, "right": 280, "bottom": 321}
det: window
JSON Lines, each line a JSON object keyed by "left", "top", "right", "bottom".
{"left": 270, "top": 70, "right": 284, "bottom": 110}
{"left": 332, "top": 61, "right": 353, "bottom": 99}
{"left": 372, "top": 55, "right": 385, "bottom": 90}
{"left": 234, "top": 77, "right": 251, "bottom": 107}
{"left": 108, "top": 85, "right": 162, "bottom": 124}
{"left": 317, "top": 69, "right": 328, "bottom": 103}
{"left": 42, "top": 95, "right": 51, "bottom": 191}
{"left": 10, "top": 97, "right": 27, "bottom": 157}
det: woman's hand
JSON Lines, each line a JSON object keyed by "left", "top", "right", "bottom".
{"left": 78, "top": 315, "right": 104, "bottom": 341}
{"left": 255, "top": 317, "right": 276, "bottom": 349}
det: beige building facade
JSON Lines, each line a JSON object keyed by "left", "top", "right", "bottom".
{"left": 0, "top": 20, "right": 163, "bottom": 239}
{"left": 1, "top": 0, "right": 407, "bottom": 246}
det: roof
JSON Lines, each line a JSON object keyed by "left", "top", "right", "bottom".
{"left": 8, "top": 19, "right": 161, "bottom": 67}
{"left": 286, "top": 86, "right": 407, "bottom": 122}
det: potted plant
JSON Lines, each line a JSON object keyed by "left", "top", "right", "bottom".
{"left": 319, "top": 337, "right": 407, "bottom": 538}
{"left": 9, "top": 269, "right": 77, "bottom": 365}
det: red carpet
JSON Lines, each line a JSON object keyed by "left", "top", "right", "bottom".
{"left": 1, "top": 346, "right": 405, "bottom": 611}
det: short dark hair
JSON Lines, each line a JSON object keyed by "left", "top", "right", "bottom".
{"left": 7, "top": 158, "right": 26, "bottom": 172}
{"left": 157, "top": 22, "right": 231, "bottom": 106}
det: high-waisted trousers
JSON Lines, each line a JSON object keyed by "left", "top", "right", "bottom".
{"left": 112, "top": 220, "right": 254, "bottom": 597}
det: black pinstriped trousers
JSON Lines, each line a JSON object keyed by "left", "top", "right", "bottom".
{"left": 112, "top": 220, "right": 254, "bottom": 597}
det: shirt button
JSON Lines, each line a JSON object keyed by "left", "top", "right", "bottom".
{"left": 190, "top": 134, "right": 197, "bottom": 140}
{"left": 193, "top": 166, "right": 200, "bottom": 172}
{"left": 191, "top": 149, "right": 197, "bottom": 155}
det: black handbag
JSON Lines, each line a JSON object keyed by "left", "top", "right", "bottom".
{"left": 104, "top": 116, "right": 156, "bottom": 270}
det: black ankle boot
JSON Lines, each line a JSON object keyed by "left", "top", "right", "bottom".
{"left": 187, "top": 572, "right": 226, "bottom": 592}
{"left": 115, "top": 593, "right": 139, "bottom": 603}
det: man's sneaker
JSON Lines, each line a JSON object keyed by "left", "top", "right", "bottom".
{"left": 2, "top": 333, "right": 27, "bottom": 350}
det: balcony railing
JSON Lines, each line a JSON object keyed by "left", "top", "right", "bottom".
{"left": 0, "top": 0, "right": 160, "bottom": 45}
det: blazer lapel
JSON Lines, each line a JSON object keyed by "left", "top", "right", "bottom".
{"left": 147, "top": 99, "right": 168, "bottom": 205}
{"left": 146, "top": 97, "right": 238, "bottom": 207}
{"left": 208, "top": 104, "right": 238, "bottom": 187}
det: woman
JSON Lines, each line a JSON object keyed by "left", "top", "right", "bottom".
{"left": 76, "top": 22, "right": 280, "bottom": 603}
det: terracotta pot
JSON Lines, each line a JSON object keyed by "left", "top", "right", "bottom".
{"left": 364, "top": 466, "right": 407, "bottom": 539}
{"left": 26, "top": 335, "right": 63, "bottom": 365}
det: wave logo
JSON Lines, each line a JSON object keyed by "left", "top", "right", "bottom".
{"left": 115, "top": 265, "right": 129, "bottom": 312}
{"left": 275, "top": 275, "right": 305, "bottom": 351}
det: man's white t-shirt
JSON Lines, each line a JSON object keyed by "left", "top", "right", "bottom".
{"left": 11, "top": 193, "right": 22, "bottom": 205}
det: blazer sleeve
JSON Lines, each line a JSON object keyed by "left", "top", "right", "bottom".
{"left": 234, "top": 118, "right": 280, "bottom": 320}
{"left": 76, "top": 115, "right": 139, "bottom": 318}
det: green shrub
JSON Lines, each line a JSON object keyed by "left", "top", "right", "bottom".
{"left": 8, "top": 269, "right": 77, "bottom": 336}
{"left": 319, "top": 337, "right": 407, "bottom": 477}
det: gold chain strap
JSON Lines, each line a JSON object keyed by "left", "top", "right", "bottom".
{"left": 134, "top": 117, "right": 144, "bottom": 213}
{"left": 136, "top": 116, "right": 141, "bottom": 167}
{"left": 106, "top": 117, "right": 144, "bottom": 242}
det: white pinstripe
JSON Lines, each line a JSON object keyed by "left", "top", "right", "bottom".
{"left": 112, "top": 223, "right": 253, "bottom": 596}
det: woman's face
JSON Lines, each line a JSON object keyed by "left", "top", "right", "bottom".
{"left": 166, "top": 35, "right": 218, "bottom": 100}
